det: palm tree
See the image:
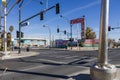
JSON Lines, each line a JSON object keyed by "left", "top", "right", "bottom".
{"left": 85, "top": 27, "right": 96, "bottom": 39}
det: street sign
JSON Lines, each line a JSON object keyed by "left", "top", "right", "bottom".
{"left": 70, "top": 17, "right": 85, "bottom": 40}
{"left": 70, "top": 18, "right": 84, "bottom": 24}
{"left": 20, "top": 22, "right": 29, "bottom": 27}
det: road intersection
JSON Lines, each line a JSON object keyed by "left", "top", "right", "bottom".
{"left": 0, "top": 48, "right": 119, "bottom": 80}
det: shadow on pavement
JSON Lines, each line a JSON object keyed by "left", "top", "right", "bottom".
{"left": 18, "top": 58, "right": 63, "bottom": 66}
{"left": 0, "top": 68, "right": 70, "bottom": 79}
{"left": 18, "top": 58, "right": 92, "bottom": 67}
{"left": 116, "top": 66, "right": 120, "bottom": 68}
{"left": 71, "top": 74, "right": 91, "bottom": 80}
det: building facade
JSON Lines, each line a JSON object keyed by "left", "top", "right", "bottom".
{"left": 13, "top": 37, "right": 46, "bottom": 48}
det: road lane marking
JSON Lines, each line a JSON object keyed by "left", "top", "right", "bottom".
{"left": 109, "top": 53, "right": 120, "bottom": 58}
{"left": 0, "top": 65, "right": 48, "bottom": 77}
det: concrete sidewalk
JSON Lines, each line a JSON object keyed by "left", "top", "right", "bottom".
{"left": 67, "top": 66, "right": 120, "bottom": 80}
{"left": 0, "top": 51, "right": 39, "bottom": 60}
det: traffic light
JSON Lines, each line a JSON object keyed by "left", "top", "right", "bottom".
{"left": 108, "top": 26, "right": 111, "bottom": 31}
{"left": 16, "top": 31, "right": 20, "bottom": 38}
{"left": 40, "top": 12, "right": 44, "bottom": 20}
{"left": 56, "top": 3, "right": 60, "bottom": 14}
{"left": 21, "top": 32, "right": 24, "bottom": 38}
{"left": 64, "top": 30, "right": 66, "bottom": 34}
{"left": 57, "top": 28, "right": 59, "bottom": 33}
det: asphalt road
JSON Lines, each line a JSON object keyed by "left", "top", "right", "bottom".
{"left": 0, "top": 48, "right": 120, "bottom": 80}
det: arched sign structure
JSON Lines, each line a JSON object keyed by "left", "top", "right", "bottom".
{"left": 70, "top": 17, "right": 85, "bottom": 40}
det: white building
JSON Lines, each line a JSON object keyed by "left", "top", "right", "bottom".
{"left": 13, "top": 37, "right": 46, "bottom": 48}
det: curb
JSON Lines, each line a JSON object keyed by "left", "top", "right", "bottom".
{"left": 0, "top": 51, "right": 39, "bottom": 60}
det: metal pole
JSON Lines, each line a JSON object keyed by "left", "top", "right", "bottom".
{"left": 18, "top": 5, "right": 21, "bottom": 53}
{"left": 76, "top": 24, "right": 79, "bottom": 50}
{"left": 6, "top": 1, "right": 17, "bottom": 16}
{"left": 46, "top": 0, "right": 48, "bottom": 9}
{"left": 18, "top": 0, "right": 24, "bottom": 54}
{"left": 46, "top": 26, "right": 51, "bottom": 48}
{"left": 4, "top": 7, "right": 7, "bottom": 53}
{"left": 0, "top": 4, "right": 2, "bottom": 30}
{"left": 90, "top": 0, "right": 117, "bottom": 80}
{"left": 98, "top": 0, "right": 109, "bottom": 66}
{"left": 48, "top": 27, "right": 51, "bottom": 48}
{"left": 70, "top": 24, "right": 72, "bottom": 49}
{"left": 43, "top": 25, "right": 51, "bottom": 48}
{"left": 60, "top": 15, "right": 73, "bottom": 49}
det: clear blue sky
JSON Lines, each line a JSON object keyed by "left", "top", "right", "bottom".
{"left": 1, "top": 0, "right": 120, "bottom": 41}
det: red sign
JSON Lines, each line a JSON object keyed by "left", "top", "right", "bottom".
{"left": 70, "top": 17, "right": 85, "bottom": 40}
{"left": 70, "top": 18, "right": 84, "bottom": 24}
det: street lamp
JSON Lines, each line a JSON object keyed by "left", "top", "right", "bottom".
{"left": 2, "top": 0, "right": 8, "bottom": 56}
{"left": 60, "top": 15, "right": 72, "bottom": 49}
{"left": 43, "top": 25, "right": 51, "bottom": 48}
{"left": 1, "top": 0, "right": 22, "bottom": 58}
{"left": 60, "top": 15, "right": 72, "bottom": 38}
{"left": 2, "top": 0, "right": 7, "bottom": 7}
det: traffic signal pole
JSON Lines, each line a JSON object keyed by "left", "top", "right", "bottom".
{"left": 18, "top": 1, "right": 22, "bottom": 54}
{"left": 20, "top": 5, "right": 55, "bottom": 24}
{"left": 1, "top": 0, "right": 22, "bottom": 58}
{"left": 90, "top": 0, "right": 117, "bottom": 80}
{"left": 18, "top": 3, "right": 60, "bottom": 52}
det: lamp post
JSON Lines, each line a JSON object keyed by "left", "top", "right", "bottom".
{"left": 90, "top": 0, "right": 117, "bottom": 80}
{"left": 60, "top": 15, "right": 72, "bottom": 39}
{"left": 43, "top": 25, "right": 51, "bottom": 48}
{"left": 60, "top": 15, "right": 72, "bottom": 49}
{"left": 2, "top": 0, "right": 8, "bottom": 56}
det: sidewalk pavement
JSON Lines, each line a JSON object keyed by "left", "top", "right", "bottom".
{"left": 116, "top": 66, "right": 120, "bottom": 80}
{"left": 67, "top": 67, "right": 120, "bottom": 80}
{"left": 0, "top": 51, "right": 39, "bottom": 60}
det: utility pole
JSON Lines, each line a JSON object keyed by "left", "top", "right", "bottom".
{"left": 90, "top": 0, "right": 118, "bottom": 80}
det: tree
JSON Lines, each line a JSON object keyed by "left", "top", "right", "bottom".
{"left": 7, "top": 32, "right": 12, "bottom": 45}
{"left": 0, "top": 25, "right": 14, "bottom": 51}
{"left": 0, "top": 31, "right": 4, "bottom": 51}
{"left": 85, "top": 27, "right": 96, "bottom": 39}
{"left": 9, "top": 25, "right": 14, "bottom": 33}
